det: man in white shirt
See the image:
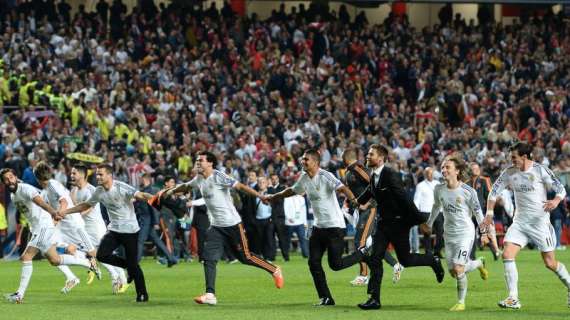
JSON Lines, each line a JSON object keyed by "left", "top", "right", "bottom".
{"left": 59, "top": 163, "right": 153, "bottom": 303}
{"left": 70, "top": 164, "right": 128, "bottom": 294}
{"left": 34, "top": 161, "right": 102, "bottom": 293}
{"left": 254, "top": 176, "right": 275, "bottom": 261}
{"left": 156, "top": 151, "right": 284, "bottom": 306}
{"left": 420, "top": 156, "right": 489, "bottom": 311}
{"left": 267, "top": 148, "right": 365, "bottom": 307}
{"left": 1, "top": 168, "right": 97, "bottom": 304}
{"left": 413, "top": 167, "right": 442, "bottom": 255}
{"left": 484, "top": 142, "right": 570, "bottom": 309}
{"left": 283, "top": 193, "right": 309, "bottom": 258}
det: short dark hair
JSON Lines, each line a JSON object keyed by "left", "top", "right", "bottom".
{"left": 197, "top": 151, "right": 217, "bottom": 167}
{"left": 164, "top": 175, "right": 175, "bottom": 183}
{"left": 342, "top": 147, "right": 358, "bottom": 163}
{"left": 97, "top": 163, "right": 114, "bottom": 174}
{"left": 72, "top": 164, "right": 88, "bottom": 177}
{"left": 510, "top": 141, "right": 533, "bottom": 159}
{"left": 33, "top": 161, "right": 53, "bottom": 181}
{"left": 304, "top": 148, "right": 321, "bottom": 162}
{"left": 0, "top": 168, "right": 16, "bottom": 179}
{"left": 369, "top": 144, "right": 389, "bottom": 159}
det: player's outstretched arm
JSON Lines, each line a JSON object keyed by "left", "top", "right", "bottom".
{"left": 32, "top": 195, "right": 59, "bottom": 219}
{"left": 266, "top": 187, "right": 296, "bottom": 203}
{"left": 60, "top": 202, "right": 94, "bottom": 217}
{"left": 163, "top": 184, "right": 191, "bottom": 198}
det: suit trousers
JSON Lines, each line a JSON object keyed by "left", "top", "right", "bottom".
{"left": 366, "top": 221, "right": 434, "bottom": 301}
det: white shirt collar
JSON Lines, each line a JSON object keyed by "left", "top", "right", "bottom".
{"left": 372, "top": 164, "right": 385, "bottom": 177}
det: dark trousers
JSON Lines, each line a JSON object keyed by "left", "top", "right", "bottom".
{"left": 97, "top": 231, "right": 147, "bottom": 296}
{"left": 424, "top": 214, "right": 444, "bottom": 256}
{"left": 354, "top": 208, "right": 397, "bottom": 275}
{"left": 203, "top": 223, "right": 277, "bottom": 294}
{"left": 366, "top": 222, "right": 435, "bottom": 301}
{"left": 272, "top": 219, "right": 290, "bottom": 261}
{"left": 192, "top": 212, "right": 210, "bottom": 261}
{"left": 254, "top": 217, "right": 275, "bottom": 260}
{"left": 309, "top": 227, "right": 363, "bottom": 299}
{"left": 137, "top": 216, "right": 175, "bottom": 263}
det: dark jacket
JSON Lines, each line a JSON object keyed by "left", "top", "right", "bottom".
{"left": 268, "top": 184, "right": 285, "bottom": 222}
{"left": 358, "top": 166, "right": 425, "bottom": 228}
{"left": 470, "top": 175, "right": 492, "bottom": 215}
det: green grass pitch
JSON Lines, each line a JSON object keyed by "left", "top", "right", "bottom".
{"left": 1, "top": 249, "right": 569, "bottom": 320}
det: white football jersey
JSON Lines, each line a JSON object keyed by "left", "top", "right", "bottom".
{"left": 292, "top": 169, "right": 346, "bottom": 229}
{"left": 86, "top": 180, "right": 140, "bottom": 233}
{"left": 72, "top": 183, "right": 107, "bottom": 235}
{"left": 428, "top": 182, "right": 484, "bottom": 238}
{"left": 185, "top": 170, "right": 242, "bottom": 228}
{"left": 488, "top": 163, "right": 567, "bottom": 224}
{"left": 43, "top": 179, "right": 84, "bottom": 229}
{"left": 11, "top": 182, "right": 53, "bottom": 231}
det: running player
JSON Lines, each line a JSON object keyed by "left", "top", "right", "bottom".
{"left": 484, "top": 142, "right": 570, "bottom": 309}
{"left": 1, "top": 168, "right": 97, "bottom": 303}
{"left": 420, "top": 156, "right": 489, "bottom": 311}
{"left": 153, "top": 151, "right": 284, "bottom": 306}
{"left": 33, "top": 161, "right": 101, "bottom": 293}
{"left": 70, "top": 164, "right": 128, "bottom": 294}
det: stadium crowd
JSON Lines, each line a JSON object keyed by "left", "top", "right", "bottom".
{"left": 0, "top": 0, "right": 569, "bottom": 261}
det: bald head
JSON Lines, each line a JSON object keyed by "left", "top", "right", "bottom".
{"left": 424, "top": 167, "right": 433, "bottom": 181}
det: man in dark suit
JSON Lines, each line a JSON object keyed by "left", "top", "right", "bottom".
{"left": 356, "top": 144, "right": 445, "bottom": 310}
{"left": 268, "top": 173, "right": 289, "bottom": 262}
{"left": 469, "top": 162, "right": 500, "bottom": 261}
{"left": 238, "top": 170, "right": 260, "bottom": 254}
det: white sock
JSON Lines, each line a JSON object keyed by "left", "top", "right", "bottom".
{"left": 504, "top": 259, "right": 518, "bottom": 299}
{"left": 17, "top": 261, "right": 33, "bottom": 296}
{"left": 117, "top": 268, "right": 127, "bottom": 283}
{"left": 57, "top": 265, "right": 77, "bottom": 281}
{"left": 102, "top": 263, "right": 118, "bottom": 281}
{"left": 456, "top": 273, "right": 467, "bottom": 304}
{"left": 555, "top": 262, "right": 570, "bottom": 289}
{"left": 465, "top": 259, "right": 483, "bottom": 273}
{"left": 74, "top": 251, "right": 87, "bottom": 260}
{"left": 60, "top": 254, "right": 91, "bottom": 268}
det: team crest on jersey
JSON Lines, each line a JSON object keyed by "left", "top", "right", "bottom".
{"left": 456, "top": 197, "right": 462, "bottom": 204}
{"left": 528, "top": 175, "right": 535, "bottom": 182}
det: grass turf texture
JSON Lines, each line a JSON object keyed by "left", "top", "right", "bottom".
{"left": 1, "top": 249, "right": 569, "bottom": 320}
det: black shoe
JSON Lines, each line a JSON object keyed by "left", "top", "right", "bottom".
{"left": 167, "top": 259, "right": 178, "bottom": 268}
{"left": 432, "top": 256, "right": 445, "bottom": 283}
{"left": 313, "top": 297, "right": 335, "bottom": 306}
{"left": 136, "top": 293, "right": 149, "bottom": 303}
{"left": 358, "top": 298, "right": 381, "bottom": 310}
{"left": 127, "top": 274, "right": 133, "bottom": 284}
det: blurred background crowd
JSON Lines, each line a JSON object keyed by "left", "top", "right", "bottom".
{"left": 0, "top": 0, "right": 569, "bottom": 263}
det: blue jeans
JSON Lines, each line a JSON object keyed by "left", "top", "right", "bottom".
{"left": 553, "top": 218, "right": 563, "bottom": 247}
{"left": 287, "top": 224, "right": 309, "bottom": 258}
{"left": 137, "top": 214, "right": 176, "bottom": 263}
{"left": 409, "top": 226, "right": 419, "bottom": 253}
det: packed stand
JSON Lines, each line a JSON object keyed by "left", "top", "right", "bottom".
{"left": 0, "top": 0, "right": 569, "bottom": 259}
